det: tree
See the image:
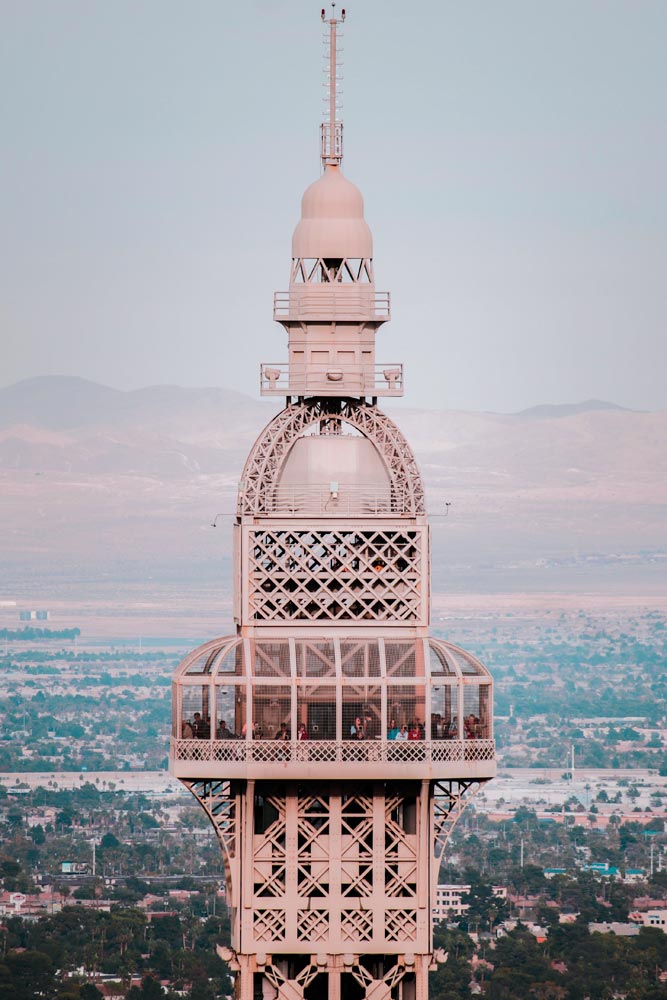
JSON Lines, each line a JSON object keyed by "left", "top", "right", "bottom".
{"left": 80, "top": 984, "right": 104, "bottom": 1000}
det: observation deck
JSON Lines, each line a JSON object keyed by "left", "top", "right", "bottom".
{"left": 170, "top": 634, "right": 496, "bottom": 783}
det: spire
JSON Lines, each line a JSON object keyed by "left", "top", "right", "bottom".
{"left": 320, "top": 4, "right": 346, "bottom": 167}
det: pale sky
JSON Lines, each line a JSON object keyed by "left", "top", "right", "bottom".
{"left": 2, "top": 0, "right": 666, "bottom": 412}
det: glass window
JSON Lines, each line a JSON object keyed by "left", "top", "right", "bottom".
{"left": 298, "top": 683, "right": 336, "bottom": 739}
{"left": 215, "top": 683, "right": 246, "bottom": 739}
{"left": 387, "top": 684, "right": 426, "bottom": 738}
{"left": 463, "top": 685, "right": 491, "bottom": 738}
{"left": 428, "top": 643, "right": 456, "bottom": 676}
{"left": 181, "top": 685, "right": 211, "bottom": 738}
{"left": 385, "top": 641, "right": 422, "bottom": 678}
{"left": 184, "top": 647, "right": 217, "bottom": 675}
{"left": 212, "top": 641, "right": 244, "bottom": 675}
{"left": 340, "top": 640, "right": 381, "bottom": 677}
{"left": 295, "top": 640, "right": 336, "bottom": 678}
{"left": 448, "top": 646, "right": 485, "bottom": 676}
{"left": 254, "top": 641, "right": 291, "bottom": 678}
{"left": 252, "top": 684, "right": 291, "bottom": 739}
{"left": 342, "top": 684, "right": 381, "bottom": 741}
{"left": 431, "top": 685, "right": 457, "bottom": 739}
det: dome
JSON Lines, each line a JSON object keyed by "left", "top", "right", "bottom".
{"left": 292, "top": 165, "right": 373, "bottom": 259}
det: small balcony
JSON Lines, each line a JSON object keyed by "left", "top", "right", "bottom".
{"left": 260, "top": 362, "right": 404, "bottom": 397}
{"left": 274, "top": 289, "right": 390, "bottom": 324}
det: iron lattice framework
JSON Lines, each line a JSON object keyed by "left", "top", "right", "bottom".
{"left": 247, "top": 526, "right": 423, "bottom": 623}
{"left": 238, "top": 399, "right": 426, "bottom": 517}
{"left": 171, "top": 12, "right": 496, "bottom": 998}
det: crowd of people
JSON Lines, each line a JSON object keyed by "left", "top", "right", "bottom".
{"left": 181, "top": 711, "right": 485, "bottom": 740}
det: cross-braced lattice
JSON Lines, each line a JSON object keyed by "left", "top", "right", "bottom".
{"left": 253, "top": 796, "right": 287, "bottom": 898}
{"left": 248, "top": 527, "right": 422, "bottom": 622}
{"left": 253, "top": 909, "right": 286, "bottom": 942}
{"left": 385, "top": 908, "right": 417, "bottom": 942}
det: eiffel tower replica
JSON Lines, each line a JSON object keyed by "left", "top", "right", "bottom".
{"left": 170, "top": 8, "right": 495, "bottom": 999}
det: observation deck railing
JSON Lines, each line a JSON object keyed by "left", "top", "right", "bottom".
{"left": 170, "top": 737, "right": 496, "bottom": 781}
{"left": 273, "top": 289, "right": 390, "bottom": 323}
{"left": 260, "top": 362, "right": 403, "bottom": 397}
{"left": 261, "top": 484, "right": 407, "bottom": 517}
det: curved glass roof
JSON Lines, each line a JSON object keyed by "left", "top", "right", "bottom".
{"left": 176, "top": 635, "right": 490, "bottom": 682}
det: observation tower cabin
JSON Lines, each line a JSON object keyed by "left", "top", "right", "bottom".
{"left": 170, "top": 9, "right": 495, "bottom": 1000}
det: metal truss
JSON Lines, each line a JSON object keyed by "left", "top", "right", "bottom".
{"left": 238, "top": 399, "right": 425, "bottom": 516}
{"left": 248, "top": 526, "right": 422, "bottom": 623}
{"left": 185, "top": 779, "right": 237, "bottom": 887}
{"left": 249, "top": 785, "right": 422, "bottom": 951}
{"left": 264, "top": 960, "right": 320, "bottom": 1000}
{"left": 433, "top": 779, "right": 487, "bottom": 882}
{"left": 351, "top": 959, "right": 407, "bottom": 1000}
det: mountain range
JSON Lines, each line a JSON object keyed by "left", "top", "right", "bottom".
{"left": 1, "top": 377, "right": 665, "bottom": 599}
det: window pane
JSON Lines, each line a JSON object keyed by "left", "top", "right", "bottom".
{"left": 340, "top": 640, "right": 381, "bottom": 677}
{"left": 254, "top": 641, "right": 291, "bottom": 678}
{"left": 298, "top": 684, "right": 336, "bottom": 739}
{"left": 295, "top": 640, "right": 336, "bottom": 678}
{"left": 343, "top": 684, "right": 381, "bottom": 740}
{"left": 252, "top": 684, "right": 291, "bottom": 739}
{"left": 181, "top": 685, "right": 210, "bottom": 738}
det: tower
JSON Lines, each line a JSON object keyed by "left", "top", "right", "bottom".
{"left": 170, "top": 9, "right": 495, "bottom": 1000}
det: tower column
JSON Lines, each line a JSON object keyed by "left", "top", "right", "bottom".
{"left": 169, "top": 9, "right": 495, "bottom": 1000}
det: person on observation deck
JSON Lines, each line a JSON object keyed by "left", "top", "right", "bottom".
{"left": 351, "top": 716, "right": 365, "bottom": 739}
{"left": 297, "top": 723, "right": 309, "bottom": 740}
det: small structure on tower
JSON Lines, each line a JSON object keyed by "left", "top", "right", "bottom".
{"left": 170, "top": 8, "right": 495, "bottom": 1000}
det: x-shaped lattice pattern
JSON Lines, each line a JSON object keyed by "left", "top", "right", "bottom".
{"left": 253, "top": 909, "right": 286, "bottom": 942}
{"left": 253, "top": 796, "right": 287, "bottom": 897}
{"left": 238, "top": 399, "right": 425, "bottom": 516}
{"left": 384, "top": 908, "right": 417, "bottom": 942}
{"left": 187, "top": 780, "right": 236, "bottom": 860}
{"left": 383, "top": 795, "right": 417, "bottom": 898}
{"left": 174, "top": 738, "right": 496, "bottom": 766}
{"left": 296, "top": 795, "right": 330, "bottom": 895}
{"left": 242, "top": 786, "right": 429, "bottom": 947}
{"left": 249, "top": 528, "right": 421, "bottom": 622}
{"left": 341, "top": 908, "right": 374, "bottom": 941}
{"left": 296, "top": 909, "right": 329, "bottom": 941}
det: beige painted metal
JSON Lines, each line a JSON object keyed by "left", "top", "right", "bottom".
{"left": 169, "top": 8, "right": 494, "bottom": 999}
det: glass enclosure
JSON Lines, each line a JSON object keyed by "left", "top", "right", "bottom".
{"left": 173, "top": 636, "right": 492, "bottom": 742}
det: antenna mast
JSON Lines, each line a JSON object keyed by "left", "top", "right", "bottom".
{"left": 321, "top": 4, "right": 345, "bottom": 167}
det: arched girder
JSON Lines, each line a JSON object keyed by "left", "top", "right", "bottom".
{"left": 185, "top": 779, "right": 239, "bottom": 901}
{"left": 238, "top": 398, "right": 425, "bottom": 516}
{"left": 431, "top": 779, "right": 488, "bottom": 907}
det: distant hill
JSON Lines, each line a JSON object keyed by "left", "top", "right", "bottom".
{"left": 513, "top": 399, "right": 633, "bottom": 419}
{"left": 1, "top": 377, "right": 665, "bottom": 595}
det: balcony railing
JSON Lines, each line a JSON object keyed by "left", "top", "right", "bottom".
{"left": 260, "top": 362, "right": 403, "bottom": 397}
{"left": 274, "top": 289, "right": 390, "bottom": 323}
{"left": 262, "top": 484, "right": 406, "bottom": 516}
{"left": 172, "top": 738, "right": 495, "bottom": 766}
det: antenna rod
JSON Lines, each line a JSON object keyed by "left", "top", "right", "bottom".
{"left": 321, "top": 4, "right": 346, "bottom": 167}
{"left": 329, "top": 12, "right": 337, "bottom": 144}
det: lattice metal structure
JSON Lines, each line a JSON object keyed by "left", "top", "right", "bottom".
{"left": 170, "top": 10, "right": 495, "bottom": 999}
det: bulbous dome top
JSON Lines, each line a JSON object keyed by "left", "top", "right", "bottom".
{"left": 292, "top": 164, "right": 373, "bottom": 259}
